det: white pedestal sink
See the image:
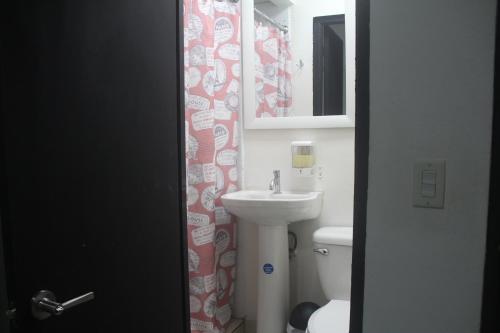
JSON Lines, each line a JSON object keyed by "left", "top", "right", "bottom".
{"left": 221, "top": 190, "right": 323, "bottom": 333}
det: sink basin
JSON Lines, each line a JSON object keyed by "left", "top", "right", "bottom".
{"left": 221, "top": 190, "right": 323, "bottom": 225}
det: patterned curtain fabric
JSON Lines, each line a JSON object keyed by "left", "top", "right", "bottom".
{"left": 184, "top": 0, "right": 240, "bottom": 332}
{"left": 255, "top": 21, "right": 293, "bottom": 118}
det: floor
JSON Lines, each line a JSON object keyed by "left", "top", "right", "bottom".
{"left": 227, "top": 318, "right": 245, "bottom": 333}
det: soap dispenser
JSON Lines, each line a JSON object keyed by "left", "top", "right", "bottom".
{"left": 291, "top": 141, "right": 315, "bottom": 177}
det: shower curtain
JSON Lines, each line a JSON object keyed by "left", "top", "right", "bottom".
{"left": 184, "top": 0, "right": 240, "bottom": 332}
{"left": 255, "top": 21, "right": 293, "bottom": 118}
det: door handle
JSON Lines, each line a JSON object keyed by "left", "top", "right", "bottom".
{"left": 313, "top": 248, "right": 329, "bottom": 255}
{"left": 31, "top": 290, "right": 95, "bottom": 320}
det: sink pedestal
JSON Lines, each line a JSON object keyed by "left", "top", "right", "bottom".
{"left": 256, "top": 224, "right": 289, "bottom": 333}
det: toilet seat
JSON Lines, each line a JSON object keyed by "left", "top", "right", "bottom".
{"left": 307, "top": 300, "right": 350, "bottom": 333}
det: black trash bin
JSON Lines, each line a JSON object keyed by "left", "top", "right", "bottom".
{"left": 287, "top": 302, "right": 321, "bottom": 333}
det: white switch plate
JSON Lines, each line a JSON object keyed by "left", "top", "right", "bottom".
{"left": 413, "top": 160, "right": 446, "bottom": 209}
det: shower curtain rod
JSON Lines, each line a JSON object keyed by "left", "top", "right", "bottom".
{"left": 254, "top": 8, "right": 289, "bottom": 33}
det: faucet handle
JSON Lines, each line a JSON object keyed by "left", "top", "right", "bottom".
{"left": 273, "top": 170, "right": 280, "bottom": 177}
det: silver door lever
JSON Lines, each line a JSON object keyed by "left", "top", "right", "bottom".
{"left": 31, "top": 290, "right": 95, "bottom": 320}
{"left": 313, "top": 248, "right": 329, "bottom": 255}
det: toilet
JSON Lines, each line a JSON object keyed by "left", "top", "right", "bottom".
{"left": 307, "top": 227, "right": 353, "bottom": 333}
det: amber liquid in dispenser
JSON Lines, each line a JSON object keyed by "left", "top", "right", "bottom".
{"left": 292, "top": 154, "right": 315, "bottom": 168}
{"left": 291, "top": 142, "right": 315, "bottom": 169}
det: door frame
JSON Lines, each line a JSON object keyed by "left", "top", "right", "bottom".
{"left": 0, "top": 21, "right": 13, "bottom": 331}
{"left": 349, "top": 0, "right": 369, "bottom": 333}
{"left": 177, "top": 0, "right": 191, "bottom": 331}
{"left": 0, "top": 216, "right": 9, "bottom": 332}
{"left": 178, "top": 0, "right": 191, "bottom": 329}
{"left": 480, "top": 2, "right": 500, "bottom": 332}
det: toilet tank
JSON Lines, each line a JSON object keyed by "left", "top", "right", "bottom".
{"left": 313, "top": 227, "right": 353, "bottom": 301}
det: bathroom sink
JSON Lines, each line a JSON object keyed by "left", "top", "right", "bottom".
{"left": 222, "top": 190, "right": 323, "bottom": 333}
{"left": 221, "top": 190, "right": 322, "bottom": 225}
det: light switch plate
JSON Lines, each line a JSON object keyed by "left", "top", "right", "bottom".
{"left": 413, "top": 160, "right": 446, "bottom": 209}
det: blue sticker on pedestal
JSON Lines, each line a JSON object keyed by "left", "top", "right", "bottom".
{"left": 263, "top": 263, "right": 274, "bottom": 274}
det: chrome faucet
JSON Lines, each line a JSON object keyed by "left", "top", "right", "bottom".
{"left": 268, "top": 170, "right": 281, "bottom": 194}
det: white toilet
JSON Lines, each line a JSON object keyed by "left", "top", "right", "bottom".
{"left": 307, "top": 226, "right": 353, "bottom": 333}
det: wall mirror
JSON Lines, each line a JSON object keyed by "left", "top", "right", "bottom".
{"left": 242, "top": 0, "right": 356, "bottom": 129}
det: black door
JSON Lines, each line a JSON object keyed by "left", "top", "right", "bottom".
{"left": 481, "top": 2, "right": 500, "bottom": 332}
{"left": 0, "top": 1, "right": 188, "bottom": 332}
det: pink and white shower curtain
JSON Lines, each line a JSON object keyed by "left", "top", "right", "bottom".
{"left": 255, "top": 21, "right": 293, "bottom": 118}
{"left": 184, "top": 0, "right": 240, "bottom": 332}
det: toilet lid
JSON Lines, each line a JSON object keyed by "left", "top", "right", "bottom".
{"left": 307, "top": 300, "right": 350, "bottom": 333}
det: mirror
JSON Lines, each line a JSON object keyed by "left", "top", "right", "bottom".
{"left": 242, "top": 0, "right": 355, "bottom": 129}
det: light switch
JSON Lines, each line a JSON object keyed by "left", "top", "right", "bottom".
{"left": 421, "top": 183, "right": 436, "bottom": 197}
{"left": 413, "top": 160, "right": 446, "bottom": 208}
{"left": 421, "top": 170, "right": 437, "bottom": 197}
{"left": 422, "top": 170, "right": 436, "bottom": 185}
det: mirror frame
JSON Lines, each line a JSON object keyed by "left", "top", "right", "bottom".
{"left": 242, "top": 0, "right": 356, "bottom": 129}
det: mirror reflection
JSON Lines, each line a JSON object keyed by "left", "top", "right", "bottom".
{"left": 253, "top": 0, "right": 347, "bottom": 118}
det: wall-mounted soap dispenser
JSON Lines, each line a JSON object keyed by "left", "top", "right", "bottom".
{"left": 291, "top": 141, "right": 315, "bottom": 177}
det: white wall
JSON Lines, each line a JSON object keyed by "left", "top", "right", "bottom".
{"left": 234, "top": 127, "right": 355, "bottom": 329}
{"left": 364, "top": 1, "right": 497, "bottom": 333}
